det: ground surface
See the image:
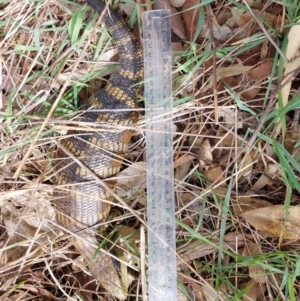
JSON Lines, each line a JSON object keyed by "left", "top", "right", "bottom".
{"left": 1, "top": 0, "right": 300, "bottom": 300}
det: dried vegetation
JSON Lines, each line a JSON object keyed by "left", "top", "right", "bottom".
{"left": 1, "top": 0, "right": 300, "bottom": 300}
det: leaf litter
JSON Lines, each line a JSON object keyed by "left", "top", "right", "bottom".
{"left": 1, "top": 0, "right": 300, "bottom": 300}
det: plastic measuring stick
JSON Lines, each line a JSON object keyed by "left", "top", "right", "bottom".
{"left": 143, "top": 9, "right": 177, "bottom": 301}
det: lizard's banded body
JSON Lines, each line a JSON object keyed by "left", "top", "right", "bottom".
{"left": 54, "top": 0, "right": 143, "bottom": 299}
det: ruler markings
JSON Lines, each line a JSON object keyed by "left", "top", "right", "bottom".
{"left": 143, "top": 9, "right": 177, "bottom": 300}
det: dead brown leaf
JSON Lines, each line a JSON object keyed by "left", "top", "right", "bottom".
{"left": 236, "top": 152, "right": 253, "bottom": 181}
{"left": 201, "top": 284, "right": 220, "bottom": 301}
{"left": 205, "top": 166, "right": 226, "bottom": 186}
{"left": 116, "top": 161, "right": 147, "bottom": 198}
{"left": 278, "top": 21, "right": 300, "bottom": 134}
{"left": 232, "top": 197, "right": 272, "bottom": 215}
{"left": 242, "top": 242, "right": 266, "bottom": 284}
{"left": 239, "top": 279, "right": 267, "bottom": 301}
{"left": 202, "top": 64, "right": 253, "bottom": 93}
{"left": 249, "top": 61, "right": 273, "bottom": 82}
{"left": 117, "top": 225, "right": 140, "bottom": 240}
{"left": 153, "top": 0, "right": 187, "bottom": 40}
{"left": 179, "top": 232, "right": 245, "bottom": 261}
{"left": 241, "top": 205, "right": 300, "bottom": 240}
{"left": 199, "top": 139, "right": 213, "bottom": 162}
{"left": 182, "top": 0, "right": 201, "bottom": 41}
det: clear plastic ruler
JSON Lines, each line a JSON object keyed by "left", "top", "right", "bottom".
{"left": 143, "top": 10, "right": 177, "bottom": 301}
